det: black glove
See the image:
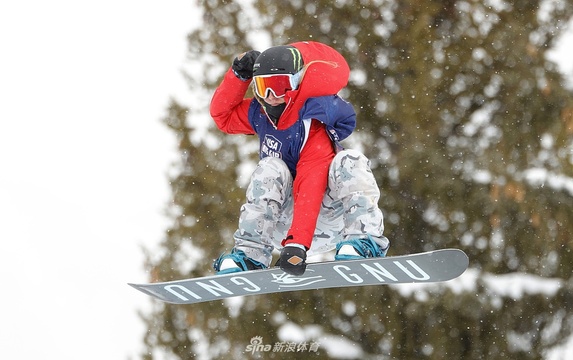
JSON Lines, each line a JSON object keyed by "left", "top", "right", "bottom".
{"left": 232, "top": 50, "right": 261, "bottom": 81}
{"left": 279, "top": 244, "right": 307, "bottom": 276}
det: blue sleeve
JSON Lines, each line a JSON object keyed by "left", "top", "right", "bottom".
{"left": 298, "top": 95, "right": 356, "bottom": 144}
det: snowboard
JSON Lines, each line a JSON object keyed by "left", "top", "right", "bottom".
{"left": 129, "top": 249, "right": 468, "bottom": 305}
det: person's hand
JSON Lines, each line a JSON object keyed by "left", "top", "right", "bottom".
{"left": 232, "top": 50, "right": 261, "bottom": 81}
{"left": 279, "top": 243, "right": 307, "bottom": 276}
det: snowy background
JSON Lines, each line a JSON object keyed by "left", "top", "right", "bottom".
{"left": 0, "top": 1, "right": 192, "bottom": 359}
{"left": 1, "top": 1, "right": 572, "bottom": 359}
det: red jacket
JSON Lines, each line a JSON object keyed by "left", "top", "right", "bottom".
{"left": 210, "top": 41, "right": 353, "bottom": 250}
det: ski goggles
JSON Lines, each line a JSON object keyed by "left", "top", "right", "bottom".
{"left": 253, "top": 72, "right": 301, "bottom": 99}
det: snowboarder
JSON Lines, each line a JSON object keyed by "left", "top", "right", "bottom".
{"left": 210, "top": 41, "right": 389, "bottom": 276}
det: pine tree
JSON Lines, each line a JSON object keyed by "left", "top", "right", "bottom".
{"left": 140, "top": 1, "right": 573, "bottom": 359}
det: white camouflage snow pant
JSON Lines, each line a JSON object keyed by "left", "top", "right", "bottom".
{"left": 234, "top": 149, "right": 387, "bottom": 267}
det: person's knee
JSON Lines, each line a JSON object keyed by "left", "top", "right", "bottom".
{"left": 331, "top": 149, "right": 371, "bottom": 175}
{"left": 253, "top": 157, "right": 291, "bottom": 182}
{"left": 247, "top": 157, "right": 292, "bottom": 205}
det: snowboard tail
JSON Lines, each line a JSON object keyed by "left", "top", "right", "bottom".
{"left": 129, "top": 249, "right": 468, "bottom": 305}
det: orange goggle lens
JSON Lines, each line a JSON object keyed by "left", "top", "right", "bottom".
{"left": 253, "top": 75, "right": 294, "bottom": 99}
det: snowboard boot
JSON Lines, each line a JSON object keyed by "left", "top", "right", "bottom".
{"left": 213, "top": 249, "right": 267, "bottom": 275}
{"left": 335, "top": 235, "right": 389, "bottom": 261}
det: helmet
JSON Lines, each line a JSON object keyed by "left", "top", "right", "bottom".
{"left": 253, "top": 45, "right": 304, "bottom": 76}
{"left": 253, "top": 45, "right": 304, "bottom": 125}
